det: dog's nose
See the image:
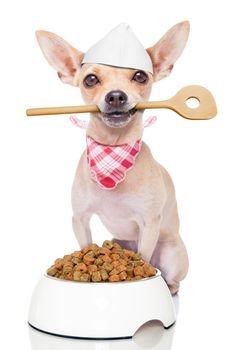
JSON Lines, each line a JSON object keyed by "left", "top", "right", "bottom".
{"left": 105, "top": 90, "right": 128, "bottom": 108}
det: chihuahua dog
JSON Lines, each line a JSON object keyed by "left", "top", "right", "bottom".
{"left": 36, "top": 21, "right": 190, "bottom": 294}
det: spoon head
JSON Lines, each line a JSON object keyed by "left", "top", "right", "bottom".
{"left": 170, "top": 85, "right": 217, "bottom": 120}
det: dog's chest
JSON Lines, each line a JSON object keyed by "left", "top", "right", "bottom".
{"left": 93, "top": 191, "right": 144, "bottom": 240}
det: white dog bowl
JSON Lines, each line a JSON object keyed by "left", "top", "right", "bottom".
{"left": 29, "top": 320, "right": 176, "bottom": 350}
{"left": 28, "top": 270, "right": 175, "bottom": 339}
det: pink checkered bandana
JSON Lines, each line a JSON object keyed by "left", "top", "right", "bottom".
{"left": 70, "top": 115, "right": 156, "bottom": 189}
{"left": 86, "top": 136, "right": 142, "bottom": 189}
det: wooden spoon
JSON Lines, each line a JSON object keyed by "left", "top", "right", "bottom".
{"left": 26, "top": 85, "right": 217, "bottom": 120}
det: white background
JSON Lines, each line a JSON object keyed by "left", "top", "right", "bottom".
{"left": 0, "top": 0, "right": 233, "bottom": 349}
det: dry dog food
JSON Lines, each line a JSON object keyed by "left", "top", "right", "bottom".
{"left": 47, "top": 241, "right": 156, "bottom": 282}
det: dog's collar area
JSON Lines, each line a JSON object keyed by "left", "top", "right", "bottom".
{"left": 69, "top": 115, "right": 156, "bottom": 189}
{"left": 86, "top": 136, "right": 142, "bottom": 190}
{"left": 70, "top": 115, "right": 156, "bottom": 129}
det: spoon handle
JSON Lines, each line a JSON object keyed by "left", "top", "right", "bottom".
{"left": 26, "top": 85, "right": 217, "bottom": 120}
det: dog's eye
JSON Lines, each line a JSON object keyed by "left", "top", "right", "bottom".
{"left": 132, "top": 70, "right": 148, "bottom": 84}
{"left": 83, "top": 74, "right": 100, "bottom": 88}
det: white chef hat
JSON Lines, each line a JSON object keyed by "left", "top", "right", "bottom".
{"left": 82, "top": 23, "right": 153, "bottom": 74}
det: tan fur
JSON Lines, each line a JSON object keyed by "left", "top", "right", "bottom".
{"left": 36, "top": 21, "right": 190, "bottom": 294}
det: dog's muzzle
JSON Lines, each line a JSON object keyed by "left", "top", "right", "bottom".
{"left": 105, "top": 90, "right": 128, "bottom": 109}
{"left": 101, "top": 90, "right": 137, "bottom": 128}
{"left": 101, "top": 107, "right": 137, "bottom": 128}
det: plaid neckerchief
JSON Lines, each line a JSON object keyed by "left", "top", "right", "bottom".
{"left": 86, "top": 136, "right": 142, "bottom": 190}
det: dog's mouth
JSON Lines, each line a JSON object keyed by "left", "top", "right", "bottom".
{"left": 101, "top": 108, "right": 137, "bottom": 128}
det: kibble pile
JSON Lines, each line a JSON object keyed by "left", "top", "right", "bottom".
{"left": 47, "top": 240, "right": 156, "bottom": 282}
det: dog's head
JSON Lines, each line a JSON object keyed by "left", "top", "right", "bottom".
{"left": 36, "top": 22, "right": 189, "bottom": 128}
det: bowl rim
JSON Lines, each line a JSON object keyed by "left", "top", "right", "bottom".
{"left": 44, "top": 268, "right": 161, "bottom": 285}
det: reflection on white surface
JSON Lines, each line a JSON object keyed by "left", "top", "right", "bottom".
{"left": 29, "top": 296, "right": 178, "bottom": 350}
{"left": 29, "top": 322, "right": 175, "bottom": 350}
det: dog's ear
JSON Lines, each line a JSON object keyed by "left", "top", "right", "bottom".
{"left": 147, "top": 21, "right": 190, "bottom": 82}
{"left": 35, "top": 30, "right": 84, "bottom": 86}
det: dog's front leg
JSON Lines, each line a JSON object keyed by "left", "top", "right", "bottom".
{"left": 72, "top": 212, "right": 93, "bottom": 249}
{"left": 138, "top": 215, "right": 162, "bottom": 263}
